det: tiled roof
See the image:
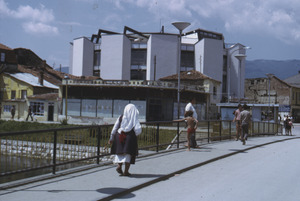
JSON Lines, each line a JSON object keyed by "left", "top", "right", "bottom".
{"left": 1, "top": 44, "right": 101, "bottom": 86}
{"left": 160, "top": 70, "right": 220, "bottom": 82}
{"left": 0, "top": 43, "right": 13, "bottom": 50}
{"left": 284, "top": 73, "right": 300, "bottom": 87}
{"left": 27, "top": 93, "right": 59, "bottom": 100}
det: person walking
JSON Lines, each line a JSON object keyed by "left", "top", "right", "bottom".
{"left": 185, "top": 98, "right": 198, "bottom": 120}
{"left": 10, "top": 106, "right": 15, "bottom": 120}
{"left": 26, "top": 106, "right": 33, "bottom": 121}
{"left": 108, "top": 104, "right": 142, "bottom": 176}
{"left": 233, "top": 104, "right": 242, "bottom": 141}
{"left": 240, "top": 104, "right": 251, "bottom": 145}
{"left": 174, "top": 111, "right": 198, "bottom": 151}
{"left": 285, "top": 118, "right": 294, "bottom": 135}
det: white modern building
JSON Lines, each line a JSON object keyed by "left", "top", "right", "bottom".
{"left": 66, "top": 26, "right": 249, "bottom": 123}
{"left": 69, "top": 26, "right": 248, "bottom": 102}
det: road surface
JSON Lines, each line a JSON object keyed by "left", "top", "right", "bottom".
{"left": 121, "top": 137, "right": 300, "bottom": 201}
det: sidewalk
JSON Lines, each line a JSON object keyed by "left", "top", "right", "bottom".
{"left": 0, "top": 132, "right": 299, "bottom": 201}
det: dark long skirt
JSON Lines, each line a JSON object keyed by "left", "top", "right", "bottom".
{"left": 111, "top": 129, "right": 138, "bottom": 164}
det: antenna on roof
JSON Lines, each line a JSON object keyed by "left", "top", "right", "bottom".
{"left": 161, "top": 25, "right": 164, "bottom": 33}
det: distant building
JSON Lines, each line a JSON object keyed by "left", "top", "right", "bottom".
{"left": 245, "top": 75, "right": 300, "bottom": 122}
{"left": 59, "top": 70, "right": 217, "bottom": 123}
{"left": 0, "top": 43, "right": 68, "bottom": 122}
{"left": 69, "top": 26, "right": 248, "bottom": 103}
{"left": 0, "top": 72, "right": 60, "bottom": 121}
{"left": 284, "top": 71, "right": 300, "bottom": 88}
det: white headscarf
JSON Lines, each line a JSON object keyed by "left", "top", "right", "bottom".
{"left": 118, "top": 104, "right": 142, "bottom": 135}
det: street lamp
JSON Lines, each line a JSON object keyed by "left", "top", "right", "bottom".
{"left": 235, "top": 54, "right": 247, "bottom": 103}
{"left": 64, "top": 75, "right": 69, "bottom": 120}
{"left": 266, "top": 73, "right": 274, "bottom": 123}
{"left": 227, "top": 46, "right": 251, "bottom": 102}
{"left": 172, "top": 22, "right": 190, "bottom": 119}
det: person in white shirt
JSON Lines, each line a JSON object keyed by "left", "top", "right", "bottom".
{"left": 233, "top": 104, "right": 242, "bottom": 141}
{"left": 108, "top": 104, "right": 142, "bottom": 176}
{"left": 240, "top": 104, "right": 251, "bottom": 145}
{"left": 185, "top": 98, "right": 198, "bottom": 120}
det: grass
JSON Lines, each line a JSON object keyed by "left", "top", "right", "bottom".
{"left": 0, "top": 120, "right": 73, "bottom": 133}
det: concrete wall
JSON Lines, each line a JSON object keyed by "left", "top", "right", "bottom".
{"left": 71, "top": 37, "right": 94, "bottom": 76}
{"left": 101, "top": 35, "right": 131, "bottom": 80}
{"left": 195, "top": 38, "right": 223, "bottom": 82}
{"left": 147, "top": 34, "right": 178, "bottom": 80}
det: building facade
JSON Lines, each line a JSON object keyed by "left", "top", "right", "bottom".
{"left": 69, "top": 26, "right": 248, "bottom": 103}
{"left": 245, "top": 75, "right": 300, "bottom": 122}
{"left": 0, "top": 73, "right": 60, "bottom": 121}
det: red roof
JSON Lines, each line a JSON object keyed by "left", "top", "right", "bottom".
{"left": 160, "top": 70, "right": 220, "bottom": 82}
{"left": 27, "top": 93, "right": 59, "bottom": 100}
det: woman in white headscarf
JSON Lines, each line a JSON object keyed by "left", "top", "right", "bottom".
{"left": 108, "top": 104, "right": 142, "bottom": 176}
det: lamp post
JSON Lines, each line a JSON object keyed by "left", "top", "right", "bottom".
{"left": 172, "top": 22, "right": 190, "bottom": 119}
{"left": 64, "top": 75, "right": 69, "bottom": 120}
{"left": 227, "top": 46, "right": 250, "bottom": 102}
{"left": 235, "top": 54, "right": 247, "bottom": 103}
{"left": 266, "top": 73, "right": 274, "bottom": 123}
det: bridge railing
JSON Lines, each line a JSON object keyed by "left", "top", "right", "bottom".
{"left": 0, "top": 120, "right": 282, "bottom": 183}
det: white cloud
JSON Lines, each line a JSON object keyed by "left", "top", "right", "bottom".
{"left": 117, "top": 0, "right": 300, "bottom": 44}
{"left": 0, "top": 0, "right": 58, "bottom": 35}
{"left": 23, "top": 22, "right": 58, "bottom": 35}
{"left": 12, "top": 4, "right": 54, "bottom": 23}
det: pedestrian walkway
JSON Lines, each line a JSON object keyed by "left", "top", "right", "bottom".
{"left": 0, "top": 126, "right": 299, "bottom": 201}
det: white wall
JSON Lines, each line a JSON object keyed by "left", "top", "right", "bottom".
{"left": 71, "top": 37, "right": 94, "bottom": 76}
{"left": 147, "top": 34, "right": 178, "bottom": 80}
{"left": 101, "top": 35, "right": 131, "bottom": 80}
{"left": 201, "top": 38, "right": 223, "bottom": 82}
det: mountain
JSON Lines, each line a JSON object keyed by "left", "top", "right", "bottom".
{"left": 245, "top": 59, "right": 300, "bottom": 79}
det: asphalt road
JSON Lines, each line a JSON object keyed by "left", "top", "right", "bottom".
{"left": 120, "top": 127, "right": 300, "bottom": 201}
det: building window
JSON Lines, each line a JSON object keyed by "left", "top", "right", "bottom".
{"left": 30, "top": 102, "right": 44, "bottom": 116}
{"left": 94, "top": 51, "right": 101, "bottom": 66}
{"left": 131, "top": 43, "right": 147, "bottom": 80}
{"left": 11, "top": 90, "right": 16, "bottom": 99}
{"left": 3, "top": 105, "right": 12, "bottom": 112}
{"left": 131, "top": 65, "right": 146, "bottom": 80}
{"left": 213, "top": 86, "right": 217, "bottom": 98}
{"left": 21, "top": 90, "right": 27, "bottom": 99}
{"left": 93, "top": 50, "right": 101, "bottom": 76}
{"left": 180, "top": 44, "right": 195, "bottom": 72}
{"left": 0, "top": 53, "right": 5, "bottom": 62}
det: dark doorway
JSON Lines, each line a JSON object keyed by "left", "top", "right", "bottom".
{"left": 48, "top": 103, "right": 54, "bottom": 121}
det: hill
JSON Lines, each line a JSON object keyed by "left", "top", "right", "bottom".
{"left": 245, "top": 59, "right": 300, "bottom": 79}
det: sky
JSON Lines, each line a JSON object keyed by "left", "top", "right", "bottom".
{"left": 1, "top": 0, "right": 300, "bottom": 68}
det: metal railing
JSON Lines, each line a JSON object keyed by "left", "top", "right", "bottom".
{"left": 0, "top": 120, "right": 282, "bottom": 183}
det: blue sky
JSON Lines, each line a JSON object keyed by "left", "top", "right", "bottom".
{"left": 1, "top": 0, "right": 300, "bottom": 68}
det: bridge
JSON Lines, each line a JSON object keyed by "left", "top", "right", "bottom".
{"left": 0, "top": 122, "right": 299, "bottom": 201}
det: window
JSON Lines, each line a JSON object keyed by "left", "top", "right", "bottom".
{"left": 213, "top": 86, "right": 217, "bottom": 98}
{"left": 94, "top": 51, "right": 101, "bottom": 66}
{"left": 0, "top": 53, "right": 5, "bottom": 62}
{"left": 131, "top": 65, "right": 146, "bottom": 80}
{"left": 11, "top": 90, "right": 16, "bottom": 99}
{"left": 180, "top": 44, "right": 195, "bottom": 72}
{"left": 131, "top": 43, "right": 147, "bottom": 80}
{"left": 3, "top": 105, "right": 12, "bottom": 112}
{"left": 93, "top": 50, "right": 101, "bottom": 76}
{"left": 30, "top": 102, "right": 44, "bottom": 116}
{"left": 21, "top": 90, "right": 27, "bottom": 99}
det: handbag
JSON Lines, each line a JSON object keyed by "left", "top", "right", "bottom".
{"left": 119, "top": 131, "right": 126, "bottom": 144}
